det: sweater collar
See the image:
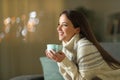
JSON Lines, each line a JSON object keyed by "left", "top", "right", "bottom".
{"left": 62, "top": 34, "right": 80, "bottom": 50}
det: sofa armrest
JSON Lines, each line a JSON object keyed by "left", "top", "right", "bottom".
{"left": 10, "top": 74, "right": 44, "bottom": 80}
{"left": 40, "top": 57, "right": 64, "bottom": 80}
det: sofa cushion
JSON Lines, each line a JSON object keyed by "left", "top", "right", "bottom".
{"left": 10, "top": 74, "right": 43, "bottom": 80}
{"left": 100, "top": 42, "right": 120, "bottom": 61}
{"left": 40, "top": 57, "right": 64, "bottom": 80}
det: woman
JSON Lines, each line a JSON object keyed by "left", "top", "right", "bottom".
{"left": 45, "top": 10, "right": 120, "bottom": 80}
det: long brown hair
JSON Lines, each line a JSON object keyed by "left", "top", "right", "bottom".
{"left": 60, "top": 10, "right": 120, "bottom": 69}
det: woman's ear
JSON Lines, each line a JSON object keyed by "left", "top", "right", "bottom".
{"left": 75, "top": 28, "right": 80, "bottom": 33}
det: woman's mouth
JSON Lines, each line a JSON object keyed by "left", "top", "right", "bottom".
{"left": 58, "top": 32, "right": 63, "bottom": 36}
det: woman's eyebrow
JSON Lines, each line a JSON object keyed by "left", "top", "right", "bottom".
{"left": 62, "top": 22, "right": 68, "bottom": 24}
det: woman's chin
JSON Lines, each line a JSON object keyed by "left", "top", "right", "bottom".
{"left": 59, "top": 39, "right": 62, "bottom": 41}
{"left": 59, "top": 37, "right": 63, "bottom": 41}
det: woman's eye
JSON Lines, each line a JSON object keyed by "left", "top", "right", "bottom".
{"left": 63, "top": 24, "right": 68, "bottom": 26}
{"left": 58, "top": 23, "right": 68, "bottom": 27}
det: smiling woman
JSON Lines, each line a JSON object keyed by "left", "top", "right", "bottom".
{"left": 45, "top": 10, "right": 120, "bottom": 80}
{"left": 1, "top": 0, "right": 120, "bottom": 80}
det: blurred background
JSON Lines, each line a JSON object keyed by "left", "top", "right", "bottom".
{"left": 0, "top": 0, "right": 120, "bottom": 80}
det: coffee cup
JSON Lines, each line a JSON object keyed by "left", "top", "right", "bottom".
{"left": 47, "top": 44, "right": 56, "bottom": 51}
{"left": 55, "top": 45, "right": 62, "bottom": 52}
{"left": 47, "top": 44, "right": 62, "bottom": 52}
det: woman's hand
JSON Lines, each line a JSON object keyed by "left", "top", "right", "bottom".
{"left": 45, "top": 50, "right": 65, "bottom": 62}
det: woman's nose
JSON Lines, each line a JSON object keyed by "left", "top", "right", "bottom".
{"left": 57, "top": 25, "right": 61, "bottom": 31}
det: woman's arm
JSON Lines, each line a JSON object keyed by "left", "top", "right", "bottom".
{"left": 58, "top": 56, "right": 83, "bottom": 80}
{"left": 46, "top": 50, "right": 83, "bottom": 80}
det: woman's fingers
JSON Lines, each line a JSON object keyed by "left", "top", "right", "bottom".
{"left": 45, "top": 50, "right": 65, "bottom": 62}
{"left": 56, "top": 52, "right": 65, "bottom": 62}
{"left": 46, "top": 50, "right": 57, "bottom": 60}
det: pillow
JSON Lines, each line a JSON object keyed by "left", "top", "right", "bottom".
{"left": 40, "top": 57, "right": 64, "bottom": 80}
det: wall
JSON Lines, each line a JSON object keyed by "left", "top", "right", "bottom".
{"left": 0, "top": 0, "right": 64, "bottom": 80}
{"left": 88, "top": 0, "right": 120, "bottom": 42}
{"left": 63, "top": 0, "right": 120, "bottom": 42}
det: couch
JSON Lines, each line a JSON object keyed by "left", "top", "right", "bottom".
{"left": 10, "top": 42, "right": 120, "bottom": 80}
{"left": 40, "top": 42, "right": 120, "bottom": 80}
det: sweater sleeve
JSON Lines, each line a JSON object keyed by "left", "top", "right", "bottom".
{"left": 58, "top": 57, "right": 83, "bottom": 80}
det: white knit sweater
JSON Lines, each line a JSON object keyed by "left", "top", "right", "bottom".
{"left": 57, "top": 34, "right": 120, "bottom": 80}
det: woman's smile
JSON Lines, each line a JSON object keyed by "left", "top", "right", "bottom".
{"left": 57, "top": 14, "right": 80, "bottom": 42}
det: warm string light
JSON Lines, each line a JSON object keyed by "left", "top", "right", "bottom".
{"left": 0, "top": 11, "right": 39, "bottom": 42}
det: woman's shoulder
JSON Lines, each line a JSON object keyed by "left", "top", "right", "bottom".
{"left": 76, "top": 38, "right": 98, "bottom": 55}
{"left": 77, "top": 38, "right": 93, "bottom": 47}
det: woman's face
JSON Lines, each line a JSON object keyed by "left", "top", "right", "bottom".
{"left": 57, "top": 14, "right": 80, "bottom": 42}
